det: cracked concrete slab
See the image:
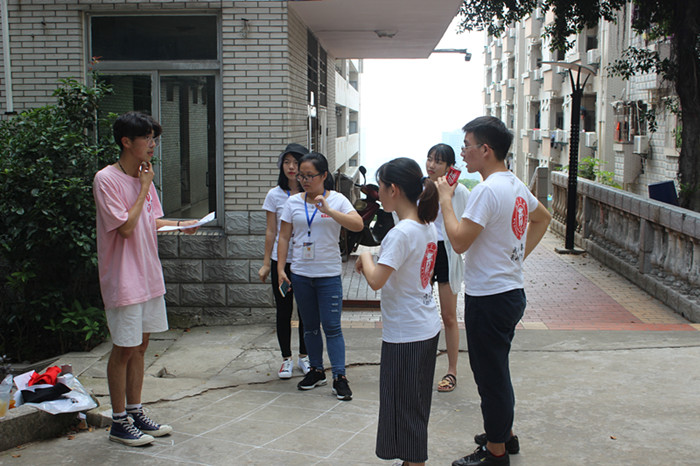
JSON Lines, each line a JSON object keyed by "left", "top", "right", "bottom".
{"left": 2, "top": 326, "right": 700, "bottom": 465}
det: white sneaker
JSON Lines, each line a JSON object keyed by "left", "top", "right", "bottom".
{"left": 297, "top": 356, "right": 311, "bottom": 375}
{"left": 278, "top": 358, "right": 293, "bottom": 379}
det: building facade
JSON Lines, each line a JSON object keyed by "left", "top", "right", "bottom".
{"left": 484, "top": 3, "right": 680, "bottom": 198}
{"left": 0, "top": 0, "right": 460, "bottom": 325}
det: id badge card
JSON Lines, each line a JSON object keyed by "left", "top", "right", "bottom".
{"left": 302, "top": 241, "right": 315, "bottom": 260}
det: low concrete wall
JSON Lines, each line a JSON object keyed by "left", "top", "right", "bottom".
{"left": 158, "top": 211, "right": 275, "bottom": 328}
{"left": 551, "top": 171, "right": 700, "bottom": 322}
{"left": 0, "top": 404, "right": 78, "bottom": 451}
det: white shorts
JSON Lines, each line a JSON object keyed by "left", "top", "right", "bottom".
{"left": 105, "top": 295, "right": 168, "bottom": 347}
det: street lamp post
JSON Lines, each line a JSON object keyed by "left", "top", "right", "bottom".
{"left": 542, "top": 61, "right": 597, "bottom": 253}
{"left": 432, "top": 48, "right": 472, "bottom": 61}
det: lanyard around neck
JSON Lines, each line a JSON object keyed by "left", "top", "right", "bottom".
{"left": 304, "top": 190, "right": 326, "bottom": 237}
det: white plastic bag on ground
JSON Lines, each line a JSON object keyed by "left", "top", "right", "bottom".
{"left": 13, "top": 371, "right": 97, "bottom": 415}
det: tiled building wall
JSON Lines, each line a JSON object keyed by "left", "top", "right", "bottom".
{"left": 0, "top": 0, "right": 324, "bottom": 325}
{"left": 221, "top": 0, "right": 289, "bottom": 213}
{"left": 484, "top": 10, "right": 681, "bottom": 201}
{"left": 0, "top": 0, "right": 224, "bottom": 114}
{"left": 287, "top": 7, "right": 337, "bottom": 166}
{"left": 288, "top": 9, "right": 311, "bottom": 150}
{"left": 622, "top": 33, "right": 679, "bottom": 195}
{"left": 0, "top": 0, "right": 83, "bottom": 113}
{"left": 324, "top": 52, "right": 337, "bottom": 169}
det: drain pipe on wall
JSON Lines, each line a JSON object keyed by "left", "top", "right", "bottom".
{"left": 1, "top": 0, "right": 14, "bottom": 114}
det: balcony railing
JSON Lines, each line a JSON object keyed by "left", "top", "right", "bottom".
{"left": 550, "top": 171, "right": 700, "bottom": 322}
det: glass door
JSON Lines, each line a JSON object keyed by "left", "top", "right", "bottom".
{"left": 98, "top": 73, "right": 216, "bottom": 219}
{"left": 159, "top": 75, "right": 216, "bottom": 218}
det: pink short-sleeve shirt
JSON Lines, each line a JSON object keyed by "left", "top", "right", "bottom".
{"left": 93, "top": 165, "right": 165, "bottom": 309}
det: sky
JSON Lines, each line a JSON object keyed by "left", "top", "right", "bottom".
{"left": 359, "top": 16, "right": 486, "bottom": 182}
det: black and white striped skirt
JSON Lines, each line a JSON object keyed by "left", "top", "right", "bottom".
{"left": 375, "top": 332, "right": 440, "bottom": 463}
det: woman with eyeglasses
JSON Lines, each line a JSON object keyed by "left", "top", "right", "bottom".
{"left": 425, "top": 143, "right": 470, "bottom": 393}
{"left": 258, "top": 143, "right": 310, "bottom": 380}
{"left": 277, "top": 152, "right": 363, "bottom": 400}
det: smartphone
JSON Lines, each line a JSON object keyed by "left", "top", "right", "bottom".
{"left": 446, "top": 166, "right": 461, "bottom": 186}
{"left": 279, "top": 281, "right": 291, "bottom": 298}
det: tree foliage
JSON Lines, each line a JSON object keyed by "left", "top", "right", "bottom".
{"left": 0, "top": 76, "right": 117, "bottom": 361}
{"left": 459, "top": 0, "right": 700, "bottom": 211}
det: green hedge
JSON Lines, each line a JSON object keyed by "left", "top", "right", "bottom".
{"left": 0, "top": 76, "right": 118, "bottom": 361}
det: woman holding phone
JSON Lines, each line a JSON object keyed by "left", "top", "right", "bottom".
{"left": 259, "top": 143, "right": 310, "bottom": 379}
{"left": 425, "top": 143, "right": 470, "bottom": 393}
{"left": 277, "top": 152, "right": 363, "bottom": 400}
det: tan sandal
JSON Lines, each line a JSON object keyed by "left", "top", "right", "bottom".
{"left": 437, "top": 373, "right": 457, "bottom": 392}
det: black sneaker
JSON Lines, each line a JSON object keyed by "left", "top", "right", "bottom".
{"left": 109, "top": 416, "right": 154, "bottom": 446}
{"left": 332, "top": 375, "right": 353, "bottom": 401}
{"left": 297, "top": 368, "right": 327, "bottom": 390}
{"left": 452, "top": 445, "right": 509, "bottom": 466}
{"left": 128, "top": 407, "right": 173, "bottom": 437}
{"left": 474, "top": 433, "right": 520, "bottom": 454}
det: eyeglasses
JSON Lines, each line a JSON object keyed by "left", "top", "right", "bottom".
{"left": 296, "top": 173, "right": 322, "bottom": 182}
{"left": 461, "top": 143, "right": 484, "bottom": 151}
{"left": 137, "top": 136, "right": 160, "bottom": 146}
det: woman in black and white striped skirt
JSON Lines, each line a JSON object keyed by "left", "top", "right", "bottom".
{"left": 355, "top": 157, "right": 442, "bottom": 466}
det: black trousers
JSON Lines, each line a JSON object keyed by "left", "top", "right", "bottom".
{"left": 376, "top": 333, "right": 440, "bottom": 463}
{"left": 270, "top": 260, "right": 306, "bottom": 358}
{"left": 465, "top": 288, "right": 526, "bottom": 444}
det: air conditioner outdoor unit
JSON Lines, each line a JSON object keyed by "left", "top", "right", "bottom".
{"left": 584, "top": 132, "right": 598, "bottom": 147}
{"left": 554, "top": 130, "right": 569, "bottom": 144}
{"left": 508, "top": 78, "right": 516, "bottom": 88}
{"left": 532, "top": 129, "right": 542, "bottom": 141}
{"left": 587, "top": 48, "right": 601, "bottom": 65}
{"left": 540, "top": 129, "right": 550, "bottom": 139}
{"left": 633, "top": 135, "right": 650, "bottom": 154}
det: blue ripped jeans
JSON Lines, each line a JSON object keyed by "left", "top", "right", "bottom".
{"left": 290, "top": 273, "right": 345, "bottom": 378}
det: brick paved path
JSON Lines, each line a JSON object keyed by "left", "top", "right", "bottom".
{"left": 340, "top": 232, "right": 698, "bottom": 332}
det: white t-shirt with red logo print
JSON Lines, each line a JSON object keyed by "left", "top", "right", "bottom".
{"left": 461, "top": 170, "right": 539, "bottom": 296}
{"left": 377, "top": 219, "right": 441, "bottom": 343}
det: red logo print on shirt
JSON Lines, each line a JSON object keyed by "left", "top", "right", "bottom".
{"left": 511, "top": 196, "right": 528, "bottom": 240}
{"left": 145, "top": 192, "right": 152, "bottom": 214}
{"left": 420, "top": 242, "right": 438, "bottom": 288}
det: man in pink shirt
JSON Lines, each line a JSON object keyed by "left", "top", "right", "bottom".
{"left": 93, "top": 112, "right": 198, "bottom": 446}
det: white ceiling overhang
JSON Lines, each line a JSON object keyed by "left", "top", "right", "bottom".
{"left": 288, "top": 0, "right": 463, "bottom": 59}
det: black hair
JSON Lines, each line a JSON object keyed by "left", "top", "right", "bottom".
{"left": 376, "top": 157, "right": 438, "bottom": 224}
{"left": 277, "top": 151, "right": 304, "bottom": 191}
{"left": 299, "top": 152, "right": 335, "bottom": 191}
{"left": 113, "top": 111, "right": 162, "bottom": 151}
{"left": 427, "top": 143, "right": 456, "bottom": 166}
{"left": 462, "top": 116, "right": 513, "bottom": 161}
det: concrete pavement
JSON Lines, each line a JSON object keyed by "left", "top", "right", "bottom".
{"left": 1, "top": 232, "right": 700, "bottom": 465}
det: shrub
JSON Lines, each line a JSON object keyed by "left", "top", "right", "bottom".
{"left": 0, "top": 75, "right": 117, "bottom": 362}
{"left": 564, "top": 157, "right": 622, "bottom": 189}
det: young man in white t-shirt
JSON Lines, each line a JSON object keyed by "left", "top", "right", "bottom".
{"left": 94, "top": 112, "right": 198, "bottom": 446}
{"left": 436, "top": 116, "right": 552, "bottom": 466}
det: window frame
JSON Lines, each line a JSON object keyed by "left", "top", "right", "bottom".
{"left": 86, "top": 12, "right": 224, "bottom": 224}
